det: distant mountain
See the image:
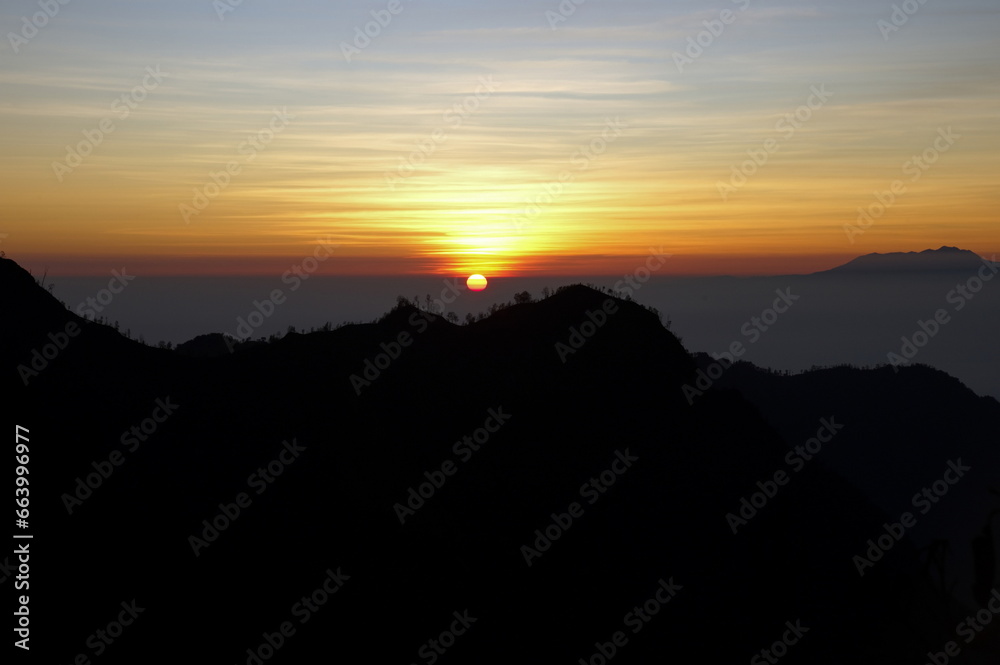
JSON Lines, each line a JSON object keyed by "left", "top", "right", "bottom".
{"left": 5, "top": 256, "right": 1000, "bottom": 664}
{"left": 175, "top": 332, "right": 244, "bottom": 358}
{"left": 822, "top": 245, "right": 994, "bottom": 274}
{"left": 638, "top": 246, "right": 1000, "bottom": 400}
{"left": 695, "top": 353, "right": 1000, "bottom": 610}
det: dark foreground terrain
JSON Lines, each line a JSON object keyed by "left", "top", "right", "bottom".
{"left": 4, "top": 256, "right": 999, "bottom": 663}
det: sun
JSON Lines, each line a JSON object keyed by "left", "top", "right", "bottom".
{"left": 466, "top": 274, "right": 488, "bottom": 291}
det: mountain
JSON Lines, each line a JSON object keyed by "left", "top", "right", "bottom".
{"left": 695, "top": 353, "right": 1000, "bottom": 609}
{"left": 4, "top": 256, "right": 999, "bottom": 664}
{"left": 631, "top": 246, "right": 1000, "bottom": 400}
{"left": 823, "top": 246, "right": 994, "bottom": 274}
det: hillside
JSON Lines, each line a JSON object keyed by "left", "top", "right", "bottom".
{"left": 4, "top": 257, "right": 998, "bottom": 663}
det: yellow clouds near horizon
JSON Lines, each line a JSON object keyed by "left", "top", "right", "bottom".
{"left": 1, "top": 1, "right": 998, "bottom": 276}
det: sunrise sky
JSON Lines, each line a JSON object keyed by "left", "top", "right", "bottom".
{"left": 2, "top": 0, "right": 998, "bottom": 276}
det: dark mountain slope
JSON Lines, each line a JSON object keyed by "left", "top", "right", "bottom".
{"left": 699, "top": 355, "right": 1000, "bottom": 612}
{"left": 3, "top": 258, "right": 997, "bottom": 663}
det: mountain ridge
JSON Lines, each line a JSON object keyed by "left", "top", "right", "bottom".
{"left": 4, "top": 255, "right": 999, "bottom": 663}
{"left": 820, "top": 245, "right": 995, "bottom": 275}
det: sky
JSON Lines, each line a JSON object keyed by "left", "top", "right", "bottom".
{"left": 1, "top": 0, "right": 998, "bottom": 277}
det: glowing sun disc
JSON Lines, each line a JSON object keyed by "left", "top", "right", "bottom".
{"left": 467, "top": 274, "right": 488, "bottom": 291}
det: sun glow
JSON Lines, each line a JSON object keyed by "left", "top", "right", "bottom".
{"left": 425, "top": 228, "right": 524, "bottom": 277}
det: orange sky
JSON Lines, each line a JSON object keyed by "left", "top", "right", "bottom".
{"left": 2, "top": 2, "right": 998, "bottom": 277}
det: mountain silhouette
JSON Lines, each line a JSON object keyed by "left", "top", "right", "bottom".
{"left": 631, "top": 246, "right": 1000, "bottom": 400}
{"left": 696, "top": 354, "right": 1000, "bottom": 607}
{"left": 822, "top": 245, "right": 994, "bottom": 274}
{"left": 4, "top": 256, "right": 999, "bottom": 664}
